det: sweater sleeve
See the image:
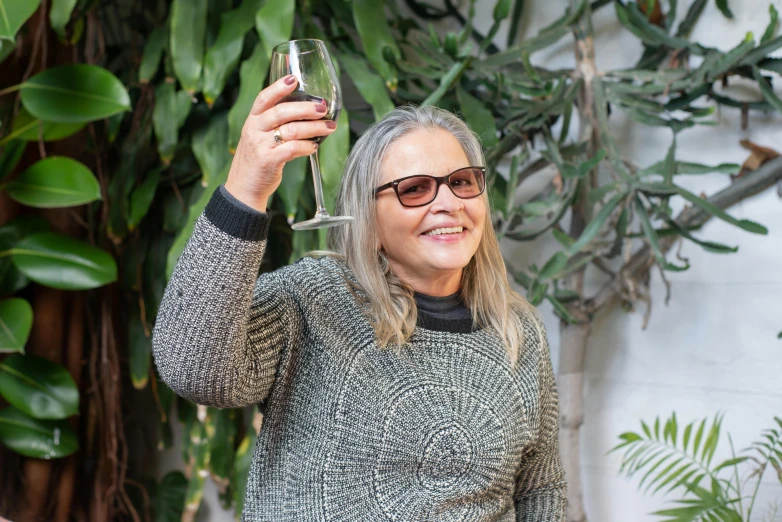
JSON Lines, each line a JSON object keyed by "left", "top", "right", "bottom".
{"left": 513, "top": 318, "right": 568, "bottom": 521}
{"left": 151, "top": 185, "right": 302, "bottom": 408}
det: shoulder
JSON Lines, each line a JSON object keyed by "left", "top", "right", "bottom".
{"left": 264, "top": 255, "right": 353, "bottom": 293}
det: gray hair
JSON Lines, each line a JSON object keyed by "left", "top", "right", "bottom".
{"left": 311, "top": 105, "right": 539, "bottom": 367}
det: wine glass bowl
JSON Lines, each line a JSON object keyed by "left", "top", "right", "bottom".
{"left": 270, "top": 39, "right": 354, "bottom": 230}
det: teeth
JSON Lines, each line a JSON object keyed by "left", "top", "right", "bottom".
{"left": 424, "top": 226, "right": 463, "bottom": 236}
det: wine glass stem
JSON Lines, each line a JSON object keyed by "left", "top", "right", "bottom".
{"left": 309, "top": 151, "right": 329, "bottom": 217}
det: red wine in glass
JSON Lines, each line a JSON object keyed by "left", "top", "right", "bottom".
{"left": 270, "top": 39, "right": 353, "bottom": 230}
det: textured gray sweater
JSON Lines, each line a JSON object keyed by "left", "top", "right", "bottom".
{"left": 152, "top": 186, "right": 567, "bottom": 521}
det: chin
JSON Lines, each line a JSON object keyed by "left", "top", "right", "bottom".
{"left": 423, "top": 252, "right": 474, "bottom": 271}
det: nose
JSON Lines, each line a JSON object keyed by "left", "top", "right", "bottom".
{"left": 429, "top": 180, "right": 464, "bottom": 212}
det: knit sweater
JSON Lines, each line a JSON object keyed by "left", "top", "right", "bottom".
{"left": 152, "top": 186, "right": 567, "bottom": 521}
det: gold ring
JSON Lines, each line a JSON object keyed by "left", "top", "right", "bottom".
{"left": 273, "top": 127, "right": 285, "bottom": 144}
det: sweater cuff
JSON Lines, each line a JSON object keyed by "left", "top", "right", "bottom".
{"left": 204, "top": 185, "right": 271, "bottom": 242}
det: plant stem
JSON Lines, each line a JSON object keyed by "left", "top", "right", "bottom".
{"left": 746, "top": 461, "right": 765, "bottom": 521}
{"left": 728, "top": 435, "right": 745, "bottom": 516}
{"left": 0, "top": 84, "right": 23, "bottom": 97}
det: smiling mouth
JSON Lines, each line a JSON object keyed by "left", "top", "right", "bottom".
{"left": 421, "top": 226, "right": 465, "bottom": 237}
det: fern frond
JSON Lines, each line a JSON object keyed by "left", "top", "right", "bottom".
{"left": 611, "top": 412, "right": 733, "bottom": 499}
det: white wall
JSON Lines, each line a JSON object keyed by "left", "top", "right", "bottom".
{"left": 489, "top": 0, "right": 782, "bottom": 519}
{"left": 161, "top": 1, "right": 782, "bottom": 520}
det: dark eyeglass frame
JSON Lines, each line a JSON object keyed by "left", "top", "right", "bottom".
{"left": 373, "top": 166, "right": 487, "bottom": 208}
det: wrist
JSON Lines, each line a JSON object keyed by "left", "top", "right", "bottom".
{"left": 223, "top": 182, "right": 270, "bottom": 213}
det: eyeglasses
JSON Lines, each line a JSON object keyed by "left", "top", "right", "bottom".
{"left": 373, "top": 167, "right": 486, "bottom": 207}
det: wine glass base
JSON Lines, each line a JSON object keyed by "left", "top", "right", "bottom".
{"left": 291, "top": 214, "right": 355, "bottom": 231}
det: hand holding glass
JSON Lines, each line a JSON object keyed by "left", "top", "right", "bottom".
{"left": 270, "top": 39, "right": 354, "bottom": 230}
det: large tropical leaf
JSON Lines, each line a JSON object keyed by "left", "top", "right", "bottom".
{"left": 6, "top": 157, "right": 101, "bottom": 208}
{"left": 0, "top": 353, "right": 79, "bottom": 419}
{"left": 0, "top": 405, "right": 78, "bottom": 458}
{"left": 11, "top": 232, "right": 117, "bottom": 290}
{"left": 0, "top": 298, "right": 32, "bottom": 353}
{"left": 169, "top": 0, "right": 208, "bottom": 94}
{"left": 192, "top": 112, "right": 231, "bottom": 187}
{"left": 352, "top": 0, "right": 401, "bottom": 90}
{"left": 255, "top": 0, "right": 295, "bottom": 59}
{"left": 20, "top": 64, "right": 131, "bottom": 123}
{"left": 6, "top": 107, "right": 84, "bottom": 143}
{"left": 203, "top": 0, "right": 262, "bottom": 105}
{"left": 0, "top": 0, "right": 41, "bottom": 46}
{"left": 228, "top": 41, "right": 269, "bottom": 152}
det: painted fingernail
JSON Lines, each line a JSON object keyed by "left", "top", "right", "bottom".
{"left": 284, "top": 75, "right": 296, "bottom": 85}
{"left": 325, "top": 120, "right": 337, "bottom": 129}
{"left": 315, "top": 104, "right": 328, "bottom": 113}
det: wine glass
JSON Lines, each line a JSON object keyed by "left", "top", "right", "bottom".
{"left": 270, "top": 39, "right": 354, "bottom": 230}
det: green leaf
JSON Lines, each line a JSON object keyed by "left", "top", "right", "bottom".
{"left": 0, "top": 354, "right": 78, "bottom": 419}
{"left": 139, "top": 25, "right": 168, "bottom": 83}
{"left": 166, "top": 164, "right": 230, "bottom": 280}
{"left": 677, "top": 0, "right": 707, "bottom": 37}
{"left": 206, "top": 408, "right": 237, "bottom": 486}
{"left": 673, "top": 184, "right": 768, "bottom": 234}
{"left": 0, "top": 406, "right": 78, "bottom": 458}
{"left": 233, "top": 431, "right": 257, "bottom": 516}
{"left": 338, "top": 53, "right": 394, "bottom": 121}
{"left": 0, "top": 298, "right": 32, "bottom": 353}
{"left": 7, "top": 106, "right": 84, "bottom": 143}
{"left": 538, "top": 251, "right": 568, "bottom": 281}
{"left": 128, "top": 168, "right": 163, "bottom": 231}
{"left": 277, "top": 156, "right": 308, "bottom": 224}
{"left": 20, "top": 64, "right": 131, "bottom": 124}
{"left": 203, "top": 0, "right": 262, "bottom": 105}
{"left": 6, "top": 157, "right": 101, "bottom": 208}
{"left": 0, "top": 216, "right": 48, "bottom": 296}
{"left": 0, "top": 139, "right": 25, "bottom": 182}
{"left": 170, "top": 0, "right": 208, "bottom": 94}
{"left": 493, "top": 0, "right": 512, "bottom": 22}
{"left": 319, "top": 108, "right": 349, "bottom": 223}
{"left": 228, "top": 41, "right": 269, "bottom": 152}
{"left": 546, "top": 294, "right": 578, "bottom": 323}
{"left": 128, "top": 310, "right": 150, "bottom": 389}
{"left": 49, "top": 0, "right": 78, "bottom": 39}
{"left": 255, "top": 0, "right": 295, "bottom": 59}
{"left": 184, "top": 420, "right": 210, "bottom": 513}
{"left": 753, "top": 65, "right": 782, "bottom": 113}
{"left": 422, "top": 59, "right": 471, "bottom": 107}
{"left": 153, "top": 82, "right": 192, "bottom": 164}
{"left": 566, "top": 191, "right": 626, "bottom": 256}
{"left": 762, "top": 5, "right": 778, "bottom": 43}
{"left": 192, "top": 112, "right": 231, "bottom": 188}
{"left": 457, "top": 87, "right": 498, "bottom": 149}
{"left": 152, "top": 471, "right": 187, "bottom": 522}
{"left": 526, "top": 279, "right": 548, "bottom": 306}
{"left": 11, "top": 232, "right": 117, "bottom": 290}
{"left": 739, "top": 35, "right": 782, "bottom": 68}
{"left": 506, "top": 0, "right": 525, "bottom": 46}
{"left": 715, "top": 0, "right": 733, "bottom": 19}
{"left": 0, "top": 0, "right": 41, "bottom": 43}
{"left": 352, "top": 0, "right": 401, "bottom": 90}
{"left": 641, "top": 160, "right": 739, "bottom": 176}
{"left": 635, "top": 196, "right": 689, "bottom": 271}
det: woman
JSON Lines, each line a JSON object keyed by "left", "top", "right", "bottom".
{"left": 152, "top": 74, "right": 567, "bottom": 521}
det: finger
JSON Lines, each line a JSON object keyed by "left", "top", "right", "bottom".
{"left": 258, "top": 99, "right": 329, "bottom": 132}
{"left": 278, "top": 120, "right": 336, "bottom": 142}
{"left": 272, "top": 140, "right": 320, "bottom": 163}
{"left": 249, "top": 74, "right": 298, "bottom": 116}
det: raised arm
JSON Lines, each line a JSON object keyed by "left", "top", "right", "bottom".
{"left": 151, "top": 188, "right": 300, "bottom": 408}
{"left": 152, "top": 73, "right": 339, "bottom": 408}
{"left": 513, "top": 317, "right": 568, "bottom": 521}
